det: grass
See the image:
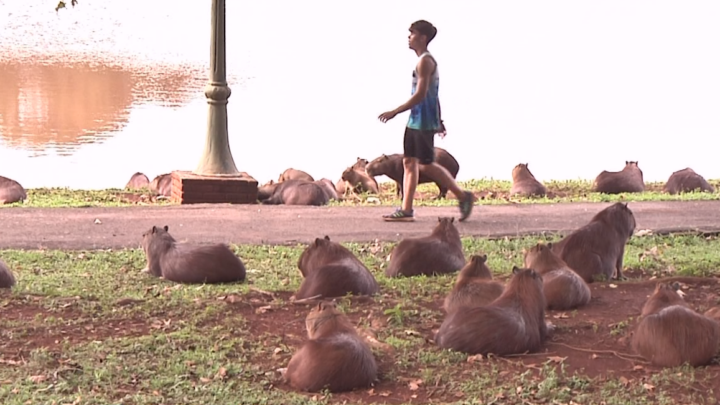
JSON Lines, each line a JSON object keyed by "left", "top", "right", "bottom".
{"left": 2, "top": 233, "right": 720, "bottom": 404}
{"left": 2, "top": 178, "right": 719, "bottom": 207}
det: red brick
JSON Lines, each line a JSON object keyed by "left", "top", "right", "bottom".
{"left": 171, "top": 171, "right": 258, "bottom": 204}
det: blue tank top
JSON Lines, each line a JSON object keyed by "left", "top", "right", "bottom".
{"left": 407, "top": 52, "right": 441, "bottom": 131}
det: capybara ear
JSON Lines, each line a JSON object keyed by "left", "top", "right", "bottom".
{"left": 525, "top": 163, "right": 529, "bottom": 167}
{"left": 481, "top": 254, "right": 487, "bottom": 262}
{"left": 671, "top": 282, "right": 681, "bottom": 291}
{"left": 163, "top": 225, "right": 169, "bottom": 232}
{"left": 152, "top": 226, "right": 157, "bottom": 233}
{"left": 324, "top": 235, "right": 330, "bottom": 241}
{"left": 546, "top": 242, "right": 553, "bottom": 249}
{"left": 623, "top": 202, "right": 629, "bottom": 208}
{"left": 314, "top": 237, "right": 323, "bottom": 246}
{"left": 512, "top": 265, "right": 521, "bottom": 274}
{"left": 450, "top": 217, "right": 455, "bottom": 223}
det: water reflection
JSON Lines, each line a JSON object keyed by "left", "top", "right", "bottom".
{"left": 0, "top": 60, "right": 204, "bottom": 156}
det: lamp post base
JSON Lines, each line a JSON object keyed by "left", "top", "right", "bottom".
{"left": 171, "top": 170, "right": 258, "bottom": 205}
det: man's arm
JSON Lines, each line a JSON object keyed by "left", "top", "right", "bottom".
{"left": 378, "top": 56, "right": 434, "bottom": 122}
{"left": 392, "top": 56, "right": 434, "bottom": 114}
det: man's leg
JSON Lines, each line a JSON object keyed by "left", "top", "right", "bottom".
{"left": 420, "top": 162, "right": 475, "bottom": 221}
{"left": 383, "top": 128, "right": 422, "bottom": 221}
{"left": 401, "top": 157, "right": 419, "bottom": 213}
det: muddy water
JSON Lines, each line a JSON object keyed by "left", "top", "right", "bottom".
{"left": 1, "top": 1, "right": 719, "bottom": 189}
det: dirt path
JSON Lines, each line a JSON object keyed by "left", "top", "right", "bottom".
{"left": 1, "top": 200, "right": 719, "bottom": 250}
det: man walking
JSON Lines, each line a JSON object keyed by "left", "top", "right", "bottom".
{"left": 378, "top": 20, "right": 475, "bottom": 222}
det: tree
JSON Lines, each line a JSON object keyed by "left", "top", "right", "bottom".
{"left": 55, "top": 0, "right": 78, "bottom": 13}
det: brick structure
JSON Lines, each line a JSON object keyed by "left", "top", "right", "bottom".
{"left": 171, "top": 171, "right": 258, "bottom": 204}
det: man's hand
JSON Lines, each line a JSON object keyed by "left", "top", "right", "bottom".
{"left": 436, "top": 120, "right": 447, "bottom": 139}
{"left": 378, "top": 110, "right": 398, "bottom": 123}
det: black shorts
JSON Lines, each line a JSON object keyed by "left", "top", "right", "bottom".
{"left": 403, "top": 127, "right": 435, "bottom": 164}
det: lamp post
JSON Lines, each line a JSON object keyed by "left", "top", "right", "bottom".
{"left": 171, "top": 0, "right": 257, "bottom": 204}
{"left": 194, "top": 0, "right": 239, "bottom": 176}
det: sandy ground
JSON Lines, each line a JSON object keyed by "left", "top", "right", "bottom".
{"left": 1, "top": 200, "right": 719, "bottom": 249}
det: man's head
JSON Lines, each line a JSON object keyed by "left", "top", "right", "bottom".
{"left": 408, "top": 20, "right": 437, "bottom": 50}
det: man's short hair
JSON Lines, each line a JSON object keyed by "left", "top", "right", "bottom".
{"left": 410, "top": 20, "right": 437, "bottom": 44}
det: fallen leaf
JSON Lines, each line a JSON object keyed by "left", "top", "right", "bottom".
{"left": 255, "top": 305, "right": 273, "bottom": 314}
{"left": 609, "top": 284, "right": 618, "bottom": 289}
{"left": 553, "top": 313, "right": 570, "bottom": 319}
{"left": 643, "top": 383, "right": 655, "bottom": 391}
{"left": 200, "top": 377, "right": 211, "bottom": 383}
{"left": 547, "top": 356, "right": 567, "bottom": 364}
{"left": 28, "top": 375, "right": 46, "bottom": 383}
{"left": 467, "top": 354, "right": 484, "bottom": 363}
{"left": 94, "top": 219, "right": 102, "bottom": 224}
{"left": 408, "top": 378, "right": 423, "bottom": 390}
{"left": 619, "top": 376, "right": 629, "bottom": 386}
{"left": 215, "top": 367, "right": 227, "bottom": 379}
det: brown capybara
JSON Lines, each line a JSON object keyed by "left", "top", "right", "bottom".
{"left": 592, "top": 161, "right": 645, "bottom": 194}
{"left": 149, "top": 173, "right": 172, "bottom": 197}
{"left": 140, "top": 225, "right": 246, "bottom": 284}
{"left": 550, "top": 202, "right": 636, "bottom": 283}
{"left": 365, "top": 147, "right": 460, "bottom": 198}
{"left": 385, "top": 217, "right": 466, "bottom": 278}
{"left": 524, "top": 242, "right": 591, "bottom": 310}
{"left": 0, "top": 175, "right": 26, "bottom": 204}
{"left": 632, "top": 282, "right": 720, "bottom": 367}
{"left": 0, "top": 259, "right": 16, "bottom": 289}
{"left": 435, "top": 266, "right": 548, "bottom": 356}
{"left": 335, "top": 177, "right": 348, "bottom": 197}
{"left": 284, "top": 301, "right": 378, "bottom": 393}
{"left": 263, "top": 179, "right": 329, "bottom": 206}
{"left": 315, "top": 178, "right": 339, "bottom": 201}
{"left": 257, "top": 180, "right": 278, "bottom": 202}
{"left": 443, "top": 254, "right": 505, "bottom": 314}
{"left": 278, "top": 168, "right": 314, "bottom": 182}
{"left": 664, "top": 168, "right": 715, "bottom": 194}
{"left": 509, "top": 163, "right": 547, "bottom": 197}
{"left": 295, "top": 236, "right": 379, "bottom": 300}
{"left": 125, "top": 172, "right": 150, "bottom": 190}
{"left": 352, "top": 157, "right": 369, "bottom": 171}
{"left": 341, "top": 167, "right": 379, "bottom": 195}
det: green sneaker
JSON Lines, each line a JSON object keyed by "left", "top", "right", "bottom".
{"left": 383, "top": 209, "right": 415, "bottom": 222}
{"left": 458, "top": 191, "right": 475, "bottom": 222}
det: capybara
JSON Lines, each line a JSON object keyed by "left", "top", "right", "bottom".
{"left": 257, "top": 180, "right": 278, "bottom": 202}
{"left": 315, "top": 178, "right": 339, "bottom": 201}
{"left": 385, "top": 217, "right": 466, "bottom": 278}
{"left": 0, "top": 259, "right": 16, "bottom": 289}
{"left": 632, "top": 282, "right": 720, "bottom": 367}
{"left": 509, "top": 163, "right": 547, "bottom": 197}
{"left": 263, "top": 179, "right": 329, "bottom": 206}
{"left": 524, "top": 242, "right": 591, "bottom": 310}
{"left": 284, "top": 301, "right": 378, "bottom": 393}
{"left": 341, "top": 167, "right": 379, "bottom": 195}
{"left": 664, "top": 168, "right": 715, "bottom": 194}
{"left": 278, "top": 168, "right": 314, "bottom": 182}
{"left": 352, "top": 157, "right": 369, "bottom": 171}
{"left": 149, "top": 173, "right": 172, "bottom": 197}
{"left": 140, "top": 225, "right": 246, "bottom": 284}
{"left": 365, "top": 147, "right": 460, "bottom": 198}
{"left": 0, "top": 175, "right": 26, "bottom": 204}
{"left": 443, "top": 254, "right": 504, "bottom": 314}
{"left": 125, "top": 172, "right": 150, "bottom": 190}
{"left": 550, "top": 202, "right": 636, "bottom": 283}
{"left": 592, "top": 161, "right": 645, "bottom": 194}
{"left": 435, "top": 266, "right": 548, "bottom": 356}
{"left": 335, "top": 177, "right": 348, "bottom": 197}
{"left": 295, "top": 236, "right": 379, "bottom": 300}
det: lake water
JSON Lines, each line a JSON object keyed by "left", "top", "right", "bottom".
{"left": 1, "top": 0, "right": 719, "bottom": 189}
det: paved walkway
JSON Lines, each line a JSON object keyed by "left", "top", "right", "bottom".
{"left": 1, "top": 200, "right": 719, "bottom": 250}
